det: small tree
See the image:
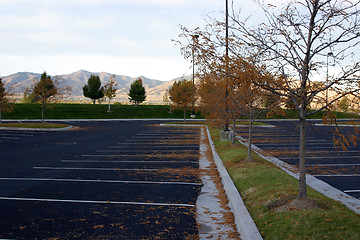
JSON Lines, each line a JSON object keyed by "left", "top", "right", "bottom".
{"left": 83, "top": 75, "right": 104, "bottom": 104}
{"left": 128, "top": 78, "right": 146, "bottom": 106}
{"left": 168, "top": 79, "right": 197, "bottom": 122}
{"left": 34, "top": 72, "right": 58, "bottom": 123}
{"left": 103, "top": 75, "right": 118, "bottom": 112}
{"left": 0, "top": 77, "right": 12, "bottom": 123}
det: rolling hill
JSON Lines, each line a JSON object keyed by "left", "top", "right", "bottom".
{"left": 2, "top": 70, "right": 191, "bottom": 104}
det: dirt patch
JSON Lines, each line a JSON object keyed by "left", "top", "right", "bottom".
{"left": 267, "top": 196, "right": 328, "bottom": 212}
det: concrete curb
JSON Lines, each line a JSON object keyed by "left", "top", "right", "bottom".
{"left": 205, "top": 127, "right": 263, "bottom": 240}
{"left": 237, "top": 136, "right": 360, "bottom": 215}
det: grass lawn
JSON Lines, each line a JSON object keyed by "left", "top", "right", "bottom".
{"left": 0, "top": 122, "right": 70, "bottom": 129}
{"left": 209, "top": 128, "right": 360, "bottom": 240}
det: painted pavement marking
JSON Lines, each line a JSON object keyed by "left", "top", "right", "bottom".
{"left": 0, "top": 197, "right": 195, "bottom": 208}
{"left": 0, "top": 177, "right": 201, "bottom": 186}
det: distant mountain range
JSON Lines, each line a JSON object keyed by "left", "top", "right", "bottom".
{"left": 2, "top": 70, "right": 191, "bottom": 104}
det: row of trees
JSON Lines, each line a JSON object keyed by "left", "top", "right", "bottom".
{"left": 175, "top": 0, "right": 360, "bottom": 201}
{"left": 0, "top": 73, "right": 147, "bottom": 123}
{"left": 82, "top": 75, "right": 146, "bottom": 108}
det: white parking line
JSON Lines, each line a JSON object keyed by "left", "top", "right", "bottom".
{"left": 313, "top": 174, "right": 360, "bottom": 177}
{"left": 0, "top": 197, "right": 195, "bottom": 208}
{"left": 344, "top": 190, "right": 360, "bottom": 193}
{"left": 82, "top": 154, "right": 197, "bottom": 158}
{"left": 0, "top": 133, "right": 34, "bottom": 137}
{"left": 280, "top": 150, "right": 360, "bottom": 154}
{"left": 307, "top": 163, "right": 360, "bottom": 167}
{"left": 62, "top": 160, "right": 198, "bottom": 164}
{"left": 131, "top": 136, "right": 196, "bottom": 139}
{"left": 108, "top": 145, "right": 198, "bottom": 148}
{"left": 281, "top": 156, "right": 360, "bottom": 160}
{"left": 33, "top": 167, "right": 159, "bottom": 171}
{"left": 96, "top": 149, "right": 197, "bottom": 153}
{"left": 136, "top": 133, "right": 196, "bottom": 136}
{"left": 0, "top": 177, "right": 202, "bottom": 186}
{"left": 0, "top": 137, "right": 20, "bottom": 140}
{"left": 255, "top": 142, "right": 333, "bottom": 147}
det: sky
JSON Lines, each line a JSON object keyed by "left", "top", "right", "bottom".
{"left": 0, "top": 0, "right": 268, "bottom": 81}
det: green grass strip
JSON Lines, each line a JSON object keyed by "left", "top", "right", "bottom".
{"left": 209, "top": 128, "right": 360, "bottom": 240}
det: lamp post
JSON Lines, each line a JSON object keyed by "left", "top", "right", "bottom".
{"left": 326, "top": 52, "right": 333, "bottom": 105}
{"left": 191, "top": 34, "right": 199, "bottom": 117}
{"left": 192, "top": 34, "right": 199, "bottom": 86}
{"left": 224, "top": 0, "right": 230, "bottom": 131}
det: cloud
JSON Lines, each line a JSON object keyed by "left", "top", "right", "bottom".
{"left": 0, "top": 54, "right": 192, "bottom": 81}
{"left": 0, "top": 0, "right": 258, "bottom": 80}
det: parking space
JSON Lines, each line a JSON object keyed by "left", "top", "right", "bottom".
{"left": 0, "top": 122, "right": 202, "bottom": 239}
{"left": 0, "top": 129, "right": 47, "bottom": 143}
{"left": 236, "top": 120, "right": 360, "bottom": 200}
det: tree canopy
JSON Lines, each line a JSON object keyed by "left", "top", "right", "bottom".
{"left": 128, "top": 78, "right": 146, "bottom": 106}
{"left": 83, "top": 75, "right": 104, "bottom": 104}
{"left": 168, "top": 79, "right": 197, "bottom": 122}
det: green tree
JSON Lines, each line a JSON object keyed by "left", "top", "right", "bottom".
{"left": 34, "top": 72, "right": 58, "bottom": 123}
{"left": 0, "top": 77, "right": 12, "bottom": 123}
{"left": 103, "top": 75, "right": 118, "bottom": 112}
{"left": 83, "top": 75, "right": 104, "bottom": 104}
{"left": 168, "top": 79, "right": 197, "bottom": 122}
{"left": 128, "top": 78, "right": 146, "bottom": 106}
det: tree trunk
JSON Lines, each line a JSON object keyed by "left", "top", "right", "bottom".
{"left": 183, "top": 109, "right": 187, "bottom": 122}
{"left": 246, "top": 119, "right": 253, "bottom": 162}
{"left": 232, "top": 118, "right": 236, "bottom": 145}
{"left": 41, "top": 103, "right": 45, "bottom": 123}
{"left": 92, "top": 99, "right": 96, "bottom": 104}
{"left": 0, "top": 109, "right": 2, "bottom": 124}
{"left": 298, "top": 106, "right": 307, "bottom": 199}
{"left": 107, "top": 98, "right": 111, "bottom": 112}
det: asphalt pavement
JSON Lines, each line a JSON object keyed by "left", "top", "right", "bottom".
{"left": 0, "top": 121, "right": 202, "bottom": 239}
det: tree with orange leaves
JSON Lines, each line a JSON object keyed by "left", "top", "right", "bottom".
{"left": 168, "top": 79, "right": 197, "bottom": 122}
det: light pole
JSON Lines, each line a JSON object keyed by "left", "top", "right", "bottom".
{"left": 224, "top": 0, "right": 230, "bottom": 131}
{"left": 191, "top": 34, "right": 199, "bottom": 117}
{"left": 326, "top": 52, "right": 333, "bottom": 106}
{"left": 192, "top": 34, "right": 199, "bottom": 86}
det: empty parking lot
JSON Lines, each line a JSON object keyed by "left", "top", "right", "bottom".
{"left": 0, "top": 121, "right": 203, "bottom": 239}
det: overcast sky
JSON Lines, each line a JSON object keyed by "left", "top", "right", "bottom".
{"left": 0, "top": 0, "right": 271, "bottom": 81}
